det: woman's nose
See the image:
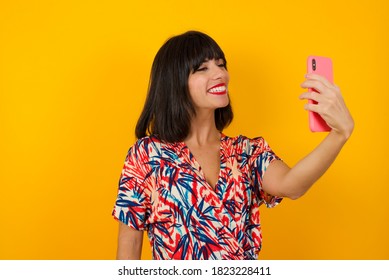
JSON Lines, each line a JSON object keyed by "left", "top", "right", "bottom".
{"left": 211, "top": 64, "right": 225, "bottom": 80}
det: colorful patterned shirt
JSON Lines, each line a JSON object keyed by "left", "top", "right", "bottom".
{"left": 112, "top": 133, "right": 282, "bottom": 259}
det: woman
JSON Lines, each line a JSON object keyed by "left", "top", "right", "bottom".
{"left": 112, "top": 31, "right": 354, "bottom": 260}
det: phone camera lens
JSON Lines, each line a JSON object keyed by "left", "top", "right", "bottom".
{"left": 312, "top": 59, "right": 316, "bottom": 71}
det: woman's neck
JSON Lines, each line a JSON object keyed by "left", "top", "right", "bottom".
{"left": 185, "top": 110, "right": 220, "bottom": 147}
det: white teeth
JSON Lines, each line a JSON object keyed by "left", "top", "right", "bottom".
{"left": 209, "top": 86, "right": 226, "bottom": 93}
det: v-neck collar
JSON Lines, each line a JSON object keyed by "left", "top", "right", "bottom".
{"left": 177, "top": 133, "right": 227, "bottom": 192}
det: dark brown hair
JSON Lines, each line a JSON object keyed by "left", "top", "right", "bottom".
{"left": 135, "top": 31, "right": 233, "bottom": 142}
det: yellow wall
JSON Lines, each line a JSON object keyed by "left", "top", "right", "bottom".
{"left": 1, "top": 0, "right": 388, "bottom": 260}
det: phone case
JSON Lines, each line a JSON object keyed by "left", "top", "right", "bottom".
{"left": 307, "top": 56, "right": 333, "bottom": 132}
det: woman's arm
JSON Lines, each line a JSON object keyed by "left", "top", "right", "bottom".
{"left": 262, "top": 73, "right": 354, "bottom": 199}
{"left": 116, "top": 222, "right": 144, "bottom": 259}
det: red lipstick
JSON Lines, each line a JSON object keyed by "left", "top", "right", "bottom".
{"left": 208, "top": 83, "right": 227, "bottom": 95}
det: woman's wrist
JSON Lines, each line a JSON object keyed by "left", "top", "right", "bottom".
{"left": 328, "top": 126, "right": 353, "bottom": 145}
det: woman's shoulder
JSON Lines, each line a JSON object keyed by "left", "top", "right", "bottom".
{"left": 223, "top": 133, "right": 267, "bottom": 147}
{"left": 133, "top": 135, "right": 162, "bottom": 145}
{"left": 222, "top": 134, "right": 274, "bottom": 158}
{"left": 127, "top": 135, "right": 164, "bottom": 155}
{"left": 130, "top": 135, "right": 183, "bottom": 156}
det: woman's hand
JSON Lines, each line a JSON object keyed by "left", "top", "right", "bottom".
{"left": 262, "top": 75, "right": 355, "bottom": 200}
{"left": 300, "top": 73, "right": 354, "bottom": 141}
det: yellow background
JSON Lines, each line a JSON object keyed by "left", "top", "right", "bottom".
{"left": 1, "top": 0, "right": 388, "bottom": 260}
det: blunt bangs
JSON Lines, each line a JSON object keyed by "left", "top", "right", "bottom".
{"left": 180, "top": 31, "right": 227, "bottom": 73}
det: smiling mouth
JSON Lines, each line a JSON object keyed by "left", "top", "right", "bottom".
{"left": 208, "top": 83, "right": 227, "bottom": 95}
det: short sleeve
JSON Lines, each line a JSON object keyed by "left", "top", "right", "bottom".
{"left": 112, "top": 139, "right": 154, "bottom": 231}
{"left": 249, "top": 137, "right": 283, "bottom": 208}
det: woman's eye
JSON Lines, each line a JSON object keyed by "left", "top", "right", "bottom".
{"left": 196, "top": 67, "right": 207, "bottom": 72}
{"left": 217, "top": 59, "right": 226, "bottom": 68}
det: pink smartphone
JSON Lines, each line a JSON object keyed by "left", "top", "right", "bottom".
{"left": 307, "top": 55, "right": 333, "bottom": 132}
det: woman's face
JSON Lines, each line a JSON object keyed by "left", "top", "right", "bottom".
{"left": 188, "top": 58, "right": 230, "bottom": 113}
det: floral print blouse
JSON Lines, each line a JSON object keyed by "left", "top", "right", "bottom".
{"left": 112, "top": 133, "right": 282, "bottom": 259}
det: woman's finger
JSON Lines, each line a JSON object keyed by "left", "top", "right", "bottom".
{"left": 301, "top": 79, "right": 328, "bottom": 94}
{"left": 299, "top": 91, "right": 323, "bottom": 103}
{"left": 303, "top": 102, "right": 321, "bottom": 113}
{"left": 305, "top": 73, "right": 335, "bottom": 89}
